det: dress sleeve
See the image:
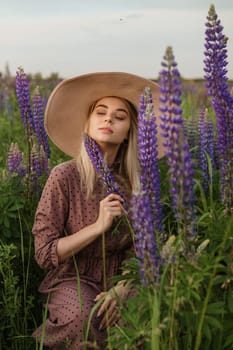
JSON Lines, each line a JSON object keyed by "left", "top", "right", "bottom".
{"left": 32, "top": 164, "right": 69, "bottom": 270}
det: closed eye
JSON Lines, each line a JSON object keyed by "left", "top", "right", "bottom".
{"left": 96, "top": 108, "right": 107, "bottom": 115}
{"left": 115, "top": 115, "right": 125, "bottom": 120}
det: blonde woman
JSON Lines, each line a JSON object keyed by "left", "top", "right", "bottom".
{"left": 32, "top": 72, "right": 163, "bottom": 349}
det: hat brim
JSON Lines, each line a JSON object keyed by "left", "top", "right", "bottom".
{"left": 45, "top": 71, "right": 164, "bottom": 158}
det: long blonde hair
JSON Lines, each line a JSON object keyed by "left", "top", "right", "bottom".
{"left": 76, "top": 96, "right": 140, "bottom": 197}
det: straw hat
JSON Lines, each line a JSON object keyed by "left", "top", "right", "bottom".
{"left": 45, "top": 71, "right": 163, "bottom": 158}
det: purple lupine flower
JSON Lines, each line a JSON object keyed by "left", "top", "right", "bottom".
{"left": 84, "top": 134, "right": 121, "bottom": 196}
{"left": 206, "top": 118, "right": 215, "bottom": 168}
{"left": 198, "top": 108, "right": 215, "bottom": 191}
{"left": 159, "top": 47, "right": 183, "bottom": 147}
{"left": 8, "top": 143, "right": 26, "bottom": 178}
{"left": 159, "top": 46, "right": 196, "bottom": 239}
{"left": 3, "top": 87, "right": 13, "bottom": 121}
{"left": 131, "top": 189, "right": 160, "bottom": 286}
{"left": 130, "top": 87, "right": 163, "bottom": 285}
{"left": 31, "top": 144, "right": 43, "bottom": 179}
{"left": 184, "top": 116, "right": 198, "bottom": 158}
{"left": 16, "top": 67, "right": 35, "bottom": 135}
{"left": 138, "top": 87, "right": 163, "bottom": 232}
{"left": 32, "top": 87, "right": 50, "bottom": 158}
{"left": 30, "top": 144, "right": 46, "bottom": 192}
{"left": 39, "top": 145, "right": 50, "bottom": 176}
{"left": 204, "top": 4, "right": 233, "bottom": 213}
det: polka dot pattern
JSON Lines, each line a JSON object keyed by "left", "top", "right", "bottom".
{"left": 34, "top": 282, "right": 106, "bottom": 349}
{"left": 32, "top": 160, "right": 133, "bottom": 349}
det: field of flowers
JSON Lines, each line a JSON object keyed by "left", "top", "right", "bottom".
{"left": 0, "top": 4, "right": 233, "bottom": 350}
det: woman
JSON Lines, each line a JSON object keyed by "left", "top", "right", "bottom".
{"left": 32, "top": 72, "right": 163, "bottom": 349}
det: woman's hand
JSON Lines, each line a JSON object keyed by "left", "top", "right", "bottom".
{"left": 56, "top": 193, "right": 126, "bottom": 262}
{"left": 94, "top": 281, "right": 130, "bottom": 330}
{"left": 95, "top": 193, "right": 126, "bottom": 233}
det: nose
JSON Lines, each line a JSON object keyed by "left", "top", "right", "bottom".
{"left": 104, "top": 114, "right": 113, "bottom": 123}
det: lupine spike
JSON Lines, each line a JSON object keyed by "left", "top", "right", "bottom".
{"left": 137, "top": 87, "right": 163, "bottom": 232}
{"left": 204, "top": 4, "right": 233, "bottom": 213}
{"left": 130, "top": 87, "right": 163, "bottom": 286}
{"left": 12, "top": 68, "right": 51, "bottom": 195}
{"left": 184, "top": 115, "right": 198, "bottom": 157}
{"left": 7, "top": 142, "right": 26, "bottom": 178}
{"left": 16, "top": 67, "right": 35, "bottom": 135}
{"left": 84, "top": 134, "right": 121, "bottom": 196}
{"left": 32, "top": 87, "right": 50, "bottom": 158}
{"left": 131, "top": 189, "right": 160, "bottom": 286}
{"left": 3, "top": 87, "right": 13, "bottom": 121}
{"left": 198, "top": 108, "right": 215, "bottom": 191}
{"left": 159, "top": 46, "right": 196, "bottom": 239}
{"left": 39, "top": 145, "right": 49, "bottom": 176}
{"left": 31, "top": 144, "right": 43, "bottom": 179}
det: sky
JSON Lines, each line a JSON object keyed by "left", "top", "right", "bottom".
{"left": 0, "top": 0, "right": 233, "bottom": 79}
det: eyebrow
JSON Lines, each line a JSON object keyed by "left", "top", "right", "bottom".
{"left": 95, "top": 104, "right": 129, "bottom": 115}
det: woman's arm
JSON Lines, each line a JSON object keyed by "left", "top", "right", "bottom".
{"left": 56, "top": 192, "right": 125, "bottom": 262}
{"left": 33, "top": 161, "right": 126, "bottom": 269}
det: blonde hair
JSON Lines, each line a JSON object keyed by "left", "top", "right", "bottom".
{"left": 76, "top": 96, "right": 140, "bottom": 197}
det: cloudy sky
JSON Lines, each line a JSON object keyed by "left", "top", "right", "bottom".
{"left": 0, "top": 0, "right": 232, "bottom": 79}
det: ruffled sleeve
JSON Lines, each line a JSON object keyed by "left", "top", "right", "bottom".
{"left": 32, "top": 163, "right": 69, "bottom": 270}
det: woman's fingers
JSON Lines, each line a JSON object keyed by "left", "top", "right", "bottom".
{"left": 94, "top": 292, "right": 105, "bottom": 302}
{"left": 105, "top": 193, "right": 127, "bottom": 214}
{"left": 96, "top": 293, "right": 111, "bottom": 317}
{"left": 101, "top": 196, "right": 124, "bottom": 211}
{"left": 99, "top": 302, "right": 119, "bottom": 329}
{"left": 95, "top": 290, "right": 121, "bottom": 330}
{"left": 106, "top": 193, "right": 124, "bottom": 203}
{"left": 106, "top": 307, "right": 120, "bottom": 326}
{"left": 96, "top": 193, "right": 125, "bottom": 232}
{"left": 99, "top": 308, "right": 120, "bottom": 329}
{"left": 101, "top": 195, "right": 125, "bottom": 217}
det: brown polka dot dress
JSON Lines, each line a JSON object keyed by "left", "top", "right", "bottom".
{"left": 32, "top": 159, "right": 134, "bottom": 349}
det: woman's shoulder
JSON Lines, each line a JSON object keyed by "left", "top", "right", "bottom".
{"left": 49, "top": 159, "right": 80, "bottom": 183}
{"left": 50, "top": 159, "right": 78, "bottom": 174}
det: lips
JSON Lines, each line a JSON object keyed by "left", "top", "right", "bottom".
{"left": 99, "top": 127, "right": 113, "bottom": 134}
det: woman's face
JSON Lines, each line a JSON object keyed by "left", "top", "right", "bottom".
{"left": 87, "top": 97, "right": 131, "bottom": 149}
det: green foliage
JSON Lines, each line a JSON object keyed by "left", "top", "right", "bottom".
{"left": 0, "top": 240, "right": 39, "bottom": 349}
{"left": 1, "top": 66, "right": 233, "bottom": 349}
{"left": 0, "top": 171, "right": 48, "bottom": 348}
{"left": 107, "top": 215, "right": 233, "bottom": 349}
{"left": 106, "top": 129, "right": 233, "bottom": 349}
{"left": 0, "top": 74, "right": 61, "bottom": 349}
{"left": 0, "top": 174, "right": 26, "bottom": 241}
{"left": 0, "top": 241, "right": 20, "bottom": 349}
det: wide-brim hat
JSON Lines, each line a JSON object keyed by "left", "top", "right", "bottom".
{"left": 45, "top": 71, "right": 164, "bottom": 158}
